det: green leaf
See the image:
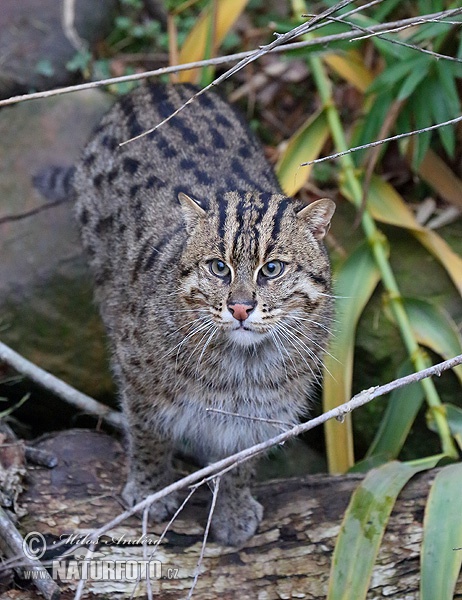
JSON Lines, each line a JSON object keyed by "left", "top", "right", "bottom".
{"left": 0, "top": 393, "right": 30, "bottom": 419}
{"left": 428, "top": 403, "right": 462, "bottom": 451}
{"left": 368, "top": 56, "right": 427, "bottom": 93}
{"left": 351, "top": 90, "right": 393, "bottom": 163}
{"left": 397, "top": 60, "right": 430, "bottom": 100}
{"left": 323, "top": 243, "right": 381, "bottom": 473}
{"left": 328, "top": 459, "right": 440, "bottom": 600}
{"left": 365, "top": 361, "right": 425, "bottom": 461}
{"left": 421, "top": 463, "right": 462, "bottom": 600}
{"left": 35, "top": 59, "right": 54, "bottom": 77}
{"left": 402, "top": 298, "right": 462, "bottom": 385}
{"left": 436, "top": 62, "right": 461, "bottom": 116}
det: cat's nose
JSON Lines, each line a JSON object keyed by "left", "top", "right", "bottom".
{"left": 227, "top": 301, "right": 256, "bottom": 322}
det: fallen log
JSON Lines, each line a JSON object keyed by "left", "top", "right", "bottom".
{"left": 0, "top": 429, "right": 460, "bottom": 599}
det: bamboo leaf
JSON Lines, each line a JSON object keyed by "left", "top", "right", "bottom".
{"left": 276, "top": 110, "right": 329, "bottom": 196}
{"left": 178, "top": 0, "right": 249, "bottom": 83}
{"left": 328, "top": 459, "right": 441, "bottom": 600}
{"left": 421, "top": 463, "right": 462, "bottom": 600}
{"left": 365, "top": 361, "right": 424, "bottom": 461}
{"left": 397, "top": 63, "right": 429, "bottom": 100}
{"left": 402, "top": 298, "right": 462, "bottom": 385}
{"left": 323, "top": 243, "right": 381, "bottom": 473}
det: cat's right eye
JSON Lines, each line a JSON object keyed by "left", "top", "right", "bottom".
{"left": 209, "top": 259, "right": 231, "bottom": 279}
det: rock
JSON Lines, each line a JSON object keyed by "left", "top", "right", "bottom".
{"left": 0, "top": 89, "right": 115, "bottom": 400}
{"left": 0, "top": 0, "right": 117, "bottom": 98}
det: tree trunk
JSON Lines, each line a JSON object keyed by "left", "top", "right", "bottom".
{"left": 1, "top": 429, "right": 460, "bottom": 599}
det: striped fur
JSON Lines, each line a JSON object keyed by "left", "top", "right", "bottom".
{"left": 73, "top": 83, "right": 335, "bottom": 546}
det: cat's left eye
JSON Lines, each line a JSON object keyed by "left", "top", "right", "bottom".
{"left": 259, "top": 260, "right": 284, "bottom": 279}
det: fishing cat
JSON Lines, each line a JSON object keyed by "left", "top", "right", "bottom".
{"left": 72, "top": 83, "right": 335, "bottom": 546}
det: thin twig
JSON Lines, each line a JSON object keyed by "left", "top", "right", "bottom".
{"left": 62, "top": 0, "right": 87, "bottom": 52}
{"left": 205, "top": 407, "right": 295, "bottom": 429}
{"left": 3, "top": 353, "right": 461, "bottom": 592}
{"left": 0, "top": 9, "right": 457, "bottom": 108}
{"left": 351, "top": 8, "right": 462, "bottom": 41}
{"left": 0, "top": 197, "right": 69, "bottom": 225}
{"left": 37, "top": 353, "right": 462, "bottom": 554}
{"left": 327, "top": 12, "right": 462, "bottom": 63}
{"left": 0, "top": 341, "right": 123, "bottom": 429}
{"left": 0, "top": 507, "right": 60, "bottom": 600}
{"left": 119, "top": 0, "right": 357, "bottom": 145}
{"left": 302, "top": 114, "right": 462, "bottom": 166}
{"left": 187, "top": 477, "right": 221, "bottom": 600}
{"left": 354, "top": 98, "right": 405, "bottom": 227}
{"left": 367, "top": 354, "right": 462, "bottom": 399}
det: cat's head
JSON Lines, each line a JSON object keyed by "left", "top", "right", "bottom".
{"left": 178, "top": 191, "right": 335, "bottom": 348}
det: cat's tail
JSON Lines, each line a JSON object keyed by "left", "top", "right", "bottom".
{"left": 32, "top": 164, "right": 75, "bottom": 203}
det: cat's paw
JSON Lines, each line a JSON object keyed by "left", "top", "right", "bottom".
{"left": 211, "top": 494, "right": 263, "bottom": 546}
{"left": 121, "top": 479, "right": 180, "bottom": 522}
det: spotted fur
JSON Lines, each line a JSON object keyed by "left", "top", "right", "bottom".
{"left": 73, "top": 83, "right": 335, "bottom": 546}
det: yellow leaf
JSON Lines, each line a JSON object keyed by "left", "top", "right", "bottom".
{"left": 323, "top": 243, "right": 381, "bottom": 473}
{"left": 177, "top": 0, "right": 249, "bottom": 83}
{"left": 341, "top": 176, "right": 462, "bottom": 296}
{"left": 323, "top": 50, "right": 374, "bottom": 93}
{"left": 276, "top": 109, "right": 329, "bottom": 196}
{"left": 414, "top": 148, "right": 462, "bottom": 209}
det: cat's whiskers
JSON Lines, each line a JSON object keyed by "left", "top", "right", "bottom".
{"left": 161, "top": 317, "right": 213, "bottom": 361}
{"left": 269, "top": 329, "right": 294, "bottom": 380}
{"left": 284, "top": 322, "right": 336, "bottom": 381}
{"left": 196, "top": 326, "right": 219, "bottom": 372}
{"left": 181, "top": 321, "right": 216, "bottom": 368}
{"left": 165, "top": 314, "right": 210, "bottom": 340}
{"left": 286, "top": 320, "right": 339, "bottom": 366}
{"left": 273, "top": 323, "right": 319, "bottom": 382}
{"left": 288, "top": 314, "right": 332, "bottom": 335}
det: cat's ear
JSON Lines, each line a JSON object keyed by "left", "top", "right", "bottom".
{"left": 178, "top": 192, "right": 206, "bottom": 230}
{"left": 297, "top": 198, "right": 335, "bottom": 240}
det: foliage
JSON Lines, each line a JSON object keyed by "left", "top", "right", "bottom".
{"left": 63, "top": 0, "right": 462, "bottom": 596}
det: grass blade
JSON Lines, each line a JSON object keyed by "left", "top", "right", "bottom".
{"left": 402, "top": 298, "right": 462, "bottom": 385}
{"left": 328, "top": 458, "right": 441, "bottom": 600}
{"left": 276, "top": 109, "right": 329, "bottom": 196}
{"left": 421, "top": 463, "right": 462, "bottom": 600}
{"left": 445, "top": 404, "right": 462, "bottom": 451}
{"left": 365, "top": 361, "right": 424, "bottom": 461}
{"left": 364, "top": 175, "right": 462, "bottom": 295}
{"left": 323, "top": 242, "right": 381, "bottom": 473}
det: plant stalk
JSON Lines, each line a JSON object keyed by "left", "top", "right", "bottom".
{"left": 308, "top": 54, "right": 457, "bottom": 458}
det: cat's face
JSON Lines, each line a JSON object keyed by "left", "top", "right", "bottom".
{"left": 178, "top": 191, "right": 335, "bottom": 348}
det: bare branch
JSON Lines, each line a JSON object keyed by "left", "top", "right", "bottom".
{"left": 0, "top": 197, "right": 69, "bottom": 225}
{"left": 206, "top": 407, "right": 295, "bottom": 429}
{"left": 58, "top": 354, "right": 462, "bottom": 549}
{"left": 0, "top": 506, "right": 60, "bottom": 600}
{"left": 62, "top": 0, "right": 87, "bottom": 52}
{"left": 302, "top": 114, "right": 462, "bottom": 166}
{"left": 119, "top": 0, "right": 358, "bottom": 145}
{"left": 187, "top": 477, "right": 221, "bottom": 600}
{"left": 0, "top": 341, "right": 123, "bottom": 429}
{"left": 367, "top": 354, "right": 462, "bottom": 399}
{"left": 0, "top": 9, "right": 458, "bottom": 107}
{"left": 328, "top": 12, "right": 462, "bottom": 63}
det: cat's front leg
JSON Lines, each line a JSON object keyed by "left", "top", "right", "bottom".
{"left": 211, "top": 460, "right": 263, "bottom": 546}
{"left": 121, "top": 412, "right": 180, "bottom": 521}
